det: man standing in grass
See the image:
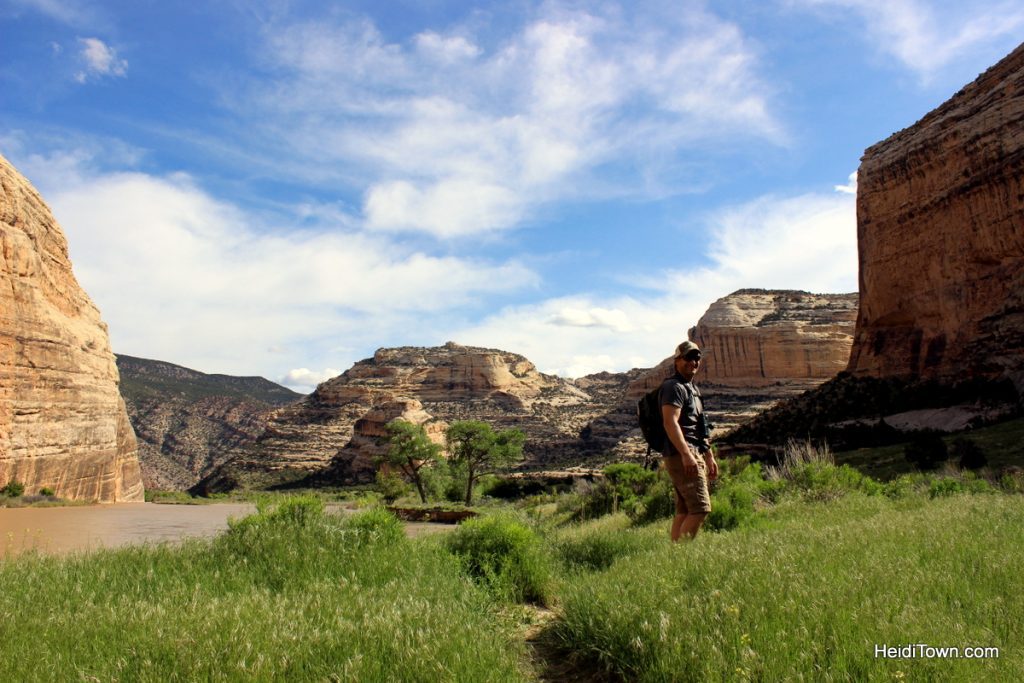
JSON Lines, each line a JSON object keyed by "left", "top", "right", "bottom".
{"left": 661, "top": 341, "right": 717, "bottom": 541}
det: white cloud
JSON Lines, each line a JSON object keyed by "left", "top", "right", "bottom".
{"left": 456, "top": 186, "right": 858, "bottom": 377}
{"left": 414, "top": 31, "right": 481, "bottom": 61}
{"left": 240, "top": 2, "right": 783, "bottom": 238}
{"left": 792, "top": 0, "right": 1024, "bottom": 81}
{"left": 282, "top": 368, "right": 341, "bottom": 391}
{"left": 834, "top": 171, "right": 857, "bottom": 194}
{"left": 9, "top": 0, "right": 93, "bottom": 26}
{"left": 75, "top": 37, "right": 127, "bottom": 82}
{"left": 17, "top": 149, "right": 537, "bottom": 389}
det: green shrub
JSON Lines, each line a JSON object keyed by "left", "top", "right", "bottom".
{"left": 706, "top": 481, "right": 756, "bottom": 532}
{"left": 904, "top": 431, "right": 949, "bottom": 470}
{"left": 953, "top": 437, "right": 988, "bottom": 470}
{"left": 445, "top": 513, "right": 551, "bottom": 604}
{"left": 38, "top": 487, "right": 55, "bottom": 497}
{"left": 3, "top": 480, "right": 25, "bottom": 498}
{"left": 344, "top": 506, "right": 405, "bottom": 546}
{"left": 630, "top": 476, "right": 675, "bottom": 525}
{"left": 375, "top": 468, "right": 411, "bottom": 503}
{"left": 929, "top": 477, "right": 965, "bottom": 499}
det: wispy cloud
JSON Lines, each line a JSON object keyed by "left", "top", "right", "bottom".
{"left": 75, "top": 37, "right": 127, "bottom": 82}
{"left": 456, "top": 186, "right": 858, "bottom": 377}
{"left": 232, "top": 1, "right": 784, "bottom": 238}
{"left": 791, "top": 0, "right": 1024, "bottom": 81}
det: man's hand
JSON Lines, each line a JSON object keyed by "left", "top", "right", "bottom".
{"left": 682, "top": 451, "right": 700, "bottom": 475}
{"left": 703, "top": 451, "right": 719, "bottom": 480}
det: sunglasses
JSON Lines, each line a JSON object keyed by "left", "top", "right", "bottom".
{"left": 682, "top": 352, "right": 702, "bottom": 362}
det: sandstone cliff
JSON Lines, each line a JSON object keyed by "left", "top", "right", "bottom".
{"left": 116, "top": 355, "right": 302, "bottom": 490}
{"left": 0, "top": 153, "right": 143, "bottom": 501}
{"left": 849, "top": 42, "right": 1024, "bottom": 388}
{"left": 621, "top": 290, "right": 857, "bottom": 434}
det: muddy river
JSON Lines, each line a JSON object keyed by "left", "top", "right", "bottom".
{"left": 0, "top": 503, "right": 449, "bottom": 558}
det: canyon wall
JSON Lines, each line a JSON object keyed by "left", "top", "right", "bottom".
{"left": 0, "top": 153, "right": 143, "bottom": 501}
{"left": 848, "top": 42, "right": 1024, "bottom": 388}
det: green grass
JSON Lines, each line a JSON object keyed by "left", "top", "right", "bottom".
{"left": 0, "top": 499, "right": 529, "bottom": 682}
{"left": 553, "top": 493, "right": 1023, "bottom": 681}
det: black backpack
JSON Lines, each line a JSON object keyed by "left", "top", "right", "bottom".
{"left": 637, "top": 387, "right": 666, "bottom": 468}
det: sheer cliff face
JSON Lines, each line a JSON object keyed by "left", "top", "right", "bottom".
{"left": 849, "top": 42, "right": 1024, "bottom": 386}
{"left": 0, "top": 154, "right": 143, "bottom": 501}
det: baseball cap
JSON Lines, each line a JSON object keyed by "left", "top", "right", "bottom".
{"left": 674, "top": 340, "right": 701, "bottom": 360}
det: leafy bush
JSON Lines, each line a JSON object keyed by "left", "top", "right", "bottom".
{"left": 706, "top": 481, "right": 757, "bottom": 532}
{"left": 953, "top": 437, "right": 988, "bottom": 470}
{"left": 445, "top": 513, "right": 551, "bottom": 604}
{"left": 928, "top": 477, "right": 965, "bottom": 498}
{"left": 38, "top": 487, "right": 55, "bottom": 497}
{"left": 344, "top": 506, "right": 405, "bottom": 546}
{"left": 3, "top": 480, "right": 25, "bottom": 498}
{"left": 631, "top": 476, "right": 676, "bottom": 525}
{"left": 904, "top": 431, "right": 949, "bottom": 471}
{"left": 375, "top": 468, "right": 411, "bottom": 503}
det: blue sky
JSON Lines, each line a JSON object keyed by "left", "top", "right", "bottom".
{"left": 3, "top": 1, "right": 1022, "bottom": 390}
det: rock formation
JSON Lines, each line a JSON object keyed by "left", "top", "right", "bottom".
{"left": 116, "top": 355, "right": 302, "bottom": 490}
{"left": 849, "top": 42, "right": 1024, "bottom": 389}
{"left": 622, "top": 290, "right": 857, "bottom": 433}
{"left": 195, "top": 343, "right": 597, "bottom": 492}
{"left": 0, "top": 153, "right": 143, "bottom": 502}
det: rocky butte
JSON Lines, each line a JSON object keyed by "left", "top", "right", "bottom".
{"left": 0, "top": 153, "right": 143, "bottom": 501}
{"left": 195, "top": 342, "right": 597, "bottom": 492}
{"left": 849, "top": 41, "right": 1024, "bottom": 390}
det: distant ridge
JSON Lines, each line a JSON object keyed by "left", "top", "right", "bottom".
{"left": 116, "top": 355, "right": 303, "bottom": 490}
{"left": 117, "top": 355, "right": 303, "bottom": 406}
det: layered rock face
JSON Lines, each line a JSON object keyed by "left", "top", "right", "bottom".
{"left": 692, "top": 290, "right": 857, "bottom": 386}
{"left": 117, "top": 355, "right": 302, "bottom": 490}
{"left": 0, "top": 154, "right": 143, "bottom": 501}
{"left": 849, "top": 42, "right": 1024, "bottom": 387}
{"left": 197, "top": 343, "right": 595, "bottom": 491}
{"left": 621, "top": 290, "right": 857, "bottom": 433}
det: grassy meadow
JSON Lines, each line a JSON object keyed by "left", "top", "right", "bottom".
{"left": 1, "top": 447, "right": 1023, "bottom": 681}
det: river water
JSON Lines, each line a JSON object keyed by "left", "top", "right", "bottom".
{"left": 0, "top": 503, "right": 449, "bottom": 558}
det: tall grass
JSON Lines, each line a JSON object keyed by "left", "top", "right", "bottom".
{"left": 0, "top": 498, "right": 529, "bottom": 682}
{"left": 553, "top": 494, "right": 1024, "bottom": 681}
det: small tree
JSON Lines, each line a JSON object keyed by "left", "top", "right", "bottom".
{"left": 380, "top": 420, "right": 443, "bottom": 503}
{"left": 445, "top": 421, "right": 526, "bottom": 505}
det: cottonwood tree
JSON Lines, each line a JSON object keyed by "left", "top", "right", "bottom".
{"left": 381, "top": 420, "right": 443, "bottom": 503}
{"left": 445, "top": 420, "right": 525, "bottom": 505}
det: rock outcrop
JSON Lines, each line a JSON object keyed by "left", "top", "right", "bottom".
{"left": 195, "top": 343, "right": 597, "bottom": 491}
{"left": 691, "top": 290, "right": 857, "bottom": 387}
{"left": 621, "top": 290, "right": 857, "bottom": 433}
{"left": 116, "top": 355, "right": 302, "bottom": 490}
{"left": 0, "top": 153, "right": 143, "bottom": 501}
{"left": 849, "top": 42, "right": 1024, "bottom": 388}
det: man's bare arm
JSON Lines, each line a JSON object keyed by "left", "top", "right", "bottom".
{"left": 662, "top": 404, "right": 699, "bottom": 473}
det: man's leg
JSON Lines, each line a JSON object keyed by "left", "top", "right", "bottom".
{"left": 679, "top": 513, "right": 708, "bottom": 540}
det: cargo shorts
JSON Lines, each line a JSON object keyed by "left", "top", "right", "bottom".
{"left": 663, "top": 448, "right": 712, "bottom": 515}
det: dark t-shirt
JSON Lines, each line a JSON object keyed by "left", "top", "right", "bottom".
{"left": 659, "top": 373, "right": 704, "bottom": 453}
